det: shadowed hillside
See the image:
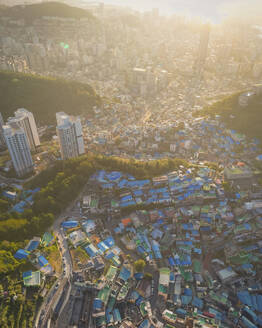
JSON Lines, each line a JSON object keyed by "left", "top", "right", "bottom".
{"left": 0, "top": 71, "right": 101, "bottom": 125}
{"left": 195, "top": 91, "right": 262, "bottom": 141}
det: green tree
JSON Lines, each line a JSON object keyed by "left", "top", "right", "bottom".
{"left": 144, "top": 273, "right": 152, "bottom": 280}
{"left": 222, "top": 181, "right": 232, "bottom": 192}
{"left": 0, "top": 250, "right": 20, "bottom": 275}
{"left": 134, "top": 259, "right": 146, "bottom": 272}
{"left": 0, "top": 199, "right": 9, "bottom": 212}
{"left": 0, "top": 71, "right": 100, "bottom": 126}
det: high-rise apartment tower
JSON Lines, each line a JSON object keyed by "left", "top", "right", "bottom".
{"left": 3, "top": 123, "right": 34, "bottom": 177}
{"left": 56, "top": 112, "right": 84, "bottom": 160}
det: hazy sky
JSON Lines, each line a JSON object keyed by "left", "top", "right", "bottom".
{"left": 96, "top": 0, "right": 262, "bottom": 23}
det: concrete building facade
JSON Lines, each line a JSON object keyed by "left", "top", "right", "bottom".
{"left": 8, "top": 108, "right": 40, "bottom": 151}
{"left": 56, "top": 112, "right": 85, "bottom": 160}
{"left": 3, "top": 123, "right": 34, "bottom": 177}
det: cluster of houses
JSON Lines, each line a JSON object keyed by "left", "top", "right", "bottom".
{"left": 2, "top": 186, "right": 40, "bottom": 213}
{"left": 14, "top": 232, "right": 54, "bottom": 287}
{"left": 54, "top": 166, "right": 262, "bottom": 327}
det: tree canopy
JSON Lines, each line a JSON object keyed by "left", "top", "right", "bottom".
{"left": 0, "top": 153, "right": 190, "bottom": 243}
{"left": 0, "top": 153, "right": 187, "bottom": 276}
{"left": 194, "top": 91, "right": 262, "bottom": 141}
{"left": 0, "top": 250, "right": 20, "bottom": 274}
{"left": 134, "top": 259, "right": 146, "bottom": 272}
{"left": 0, "top": 71, "right": 101, "bottom": 125}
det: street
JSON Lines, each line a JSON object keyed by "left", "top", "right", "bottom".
{"left": 34, "top": 187, "right": 86, "bottom": 328}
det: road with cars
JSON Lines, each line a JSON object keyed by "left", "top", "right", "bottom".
{"left": 35, "top": 230, "right": 71, "bottom": 328}
{"left": 34, "top": 188, "right": 86, "bottom": 328}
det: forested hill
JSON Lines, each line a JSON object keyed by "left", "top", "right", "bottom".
{"left": 0, "top": 2, "right": 94, "bottom": 21}
{"left": 195, "top": 91, "right": 262, "bottom": 141}
{"left": 0, "top": 71, "right": 101, "bottom": 125}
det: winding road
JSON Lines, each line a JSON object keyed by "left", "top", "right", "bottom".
{"left": 34, "top": 187, "right": 86, "bottom": 328}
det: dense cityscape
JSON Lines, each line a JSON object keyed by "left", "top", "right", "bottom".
{"left": 0, "top": 1, "right": 262, "bottom": 328}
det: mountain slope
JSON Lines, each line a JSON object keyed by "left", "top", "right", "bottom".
{"left": 196, "top": 91, "right": 262, "bottom": 141}
{"left": 0, "top": 2, "right": 94, "bottom": 21}
{"left": 0, "top": 71, "right": 101, "bottom": 125}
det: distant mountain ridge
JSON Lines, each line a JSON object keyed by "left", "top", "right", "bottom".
{"left": 0, "top": 71, "right": 101, "bottom": 125}
{"left": 0, "top": 1, "right": 94, "bottom": 21}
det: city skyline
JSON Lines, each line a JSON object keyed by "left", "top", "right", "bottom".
{"left": 88, "top": 0, "right": 262, "bottom": 23}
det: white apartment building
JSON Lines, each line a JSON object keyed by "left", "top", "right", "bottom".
{"left": 56, "top": 112, "right": 85, "bottom": 160}
{"left": 3, "top": 124, "right": 34, "bottom": 177}
{"left": 8, "top": 108, "right": 40, "bottom": 151}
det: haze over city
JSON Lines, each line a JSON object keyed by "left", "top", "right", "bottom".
{"left": 1, "top": 0, "right": 262, "bottom": 328}
{"left": 90, "top": 0, "right": 262, "bottom": 22}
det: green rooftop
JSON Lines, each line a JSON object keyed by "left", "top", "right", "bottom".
{"left": 97, "top": 285, "right": 111, "bottom": 304}
{"left": 105, "top": 265, "right": 118, "bottom": 281}
{"left": 118, "top": 282, "right": 129, "bottom": 300}
{"left": 229, "top": 252, "right": 250, "bottom": 265}
{"left": 180, "top": 268, "right": 194, "bottom": 282}
{"left": 163, "top": 310, "right": 177, "bottom": 321}
{"left": 201, "top": 205, "right": 210, "bottom": 213}
{"left": 140, "top": 301, "right": 148, "bottom": 317}
{"left": 159, "top": 267, "right": 170, "bottom": 275}
{"left": 193, "top": 259, "right": 202, "bottom": 274}
{"left": 210, "top": 291, "right": 229, "bottom": 306}
{"left": 41, "top": 232, "right": 54, "bottom": 247}
{"left": 159, "top": 284, "right": 168, "bottom": 295}
{"left": 23, "top": 271, "right": 41, "bottom": 287}
{"left": 90, "top": 199, "right": 98, "bottom": 208}
{"left": 111, "top": 200, "right": 118, "bottom": 207}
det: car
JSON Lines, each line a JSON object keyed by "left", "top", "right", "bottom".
{"left": 55, "top": 282, "right": 60, "bottom": 289}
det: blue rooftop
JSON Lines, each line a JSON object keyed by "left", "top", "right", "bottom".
{"left": 14, "top": 249, "right": 29, "bottom": 260}
{"left": 27, "top": 240, "right": 39, "bottom": 252}
{"left": 119, "top": 266, "right": 131, "bottom": 281}
{"left": 38, "top": 255, "right": 49, "bottom": 267}
{"left": 62, "top": 221, "right": 78, "bottom": 229}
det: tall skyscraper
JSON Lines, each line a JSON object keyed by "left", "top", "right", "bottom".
{"left": 0, "top": 112, "right": 6, "bottom": 147}
{"left": 3, "top": 123, "right": 34, "bottom": 177}
{"left": 7, "top": 108, "right": 40, "bottom": 151}
{"left": 56, "top": 112, "right": 85, "bottom": 160}
{"left": 196, "top": 23, "right": 211, "bottom": 71}
{"left": 187, "top": 24, "right": 211, "bottom": 109}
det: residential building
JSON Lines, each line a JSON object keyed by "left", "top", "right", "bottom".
{"left": 8, "top": 108, "right": 40, "bottom": 151}
{"left": 56, "top": 112, "right": 85, "bottom": 160}
{"left": 196, "top": 23, "right": 211, "bottom": 69}
{"left": 3, "top": 123, "right": 34, "bottom": 177}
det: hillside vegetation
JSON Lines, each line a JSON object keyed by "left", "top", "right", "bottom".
{"left": 0, "top": 71, "right": 101, "bottom": 125}
{"left": 0, "top": 154, "right": 184, "bottom": 327}
{"left": 0, "top": 2, "right": 94, "bottom": 21}
{"left": 0, "top": 155, "right": 188, "bottom": 245}
{"left": 195, "top": 91, "right": 262, "bottom": 140}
